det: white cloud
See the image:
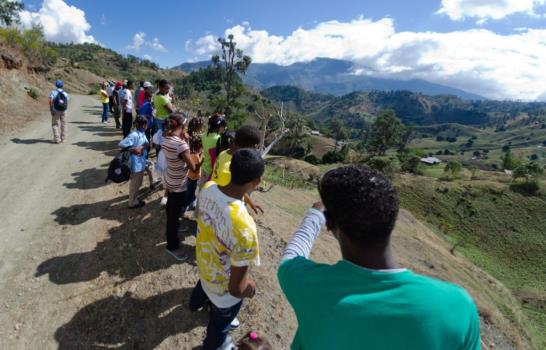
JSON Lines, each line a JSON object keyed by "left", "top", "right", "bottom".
{"left": 437, "top": 0, "right": 546, "bottom": 23}
{"left": 19, "top": 0, "right": 96, "bottom": 44}
{"left": 126, "top": 32, "right": 167, "bottom": 52}
{"left": 143, "top": 54, "right": 153, "bottom": 61}
{"left": 126, "top": 32, "right": 146, "bottom": 51}
{"left": 147, "top": 37, "right": 167, "bottom": 52}
{"left": 189, "top": 18, "right": 546, "bottom": 100}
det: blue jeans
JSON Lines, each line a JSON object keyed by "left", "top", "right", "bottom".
{"left": 189, "top": 280, "right": 242, "bottom": 350}
{"left": 155, "top": 118, "right": 164, "bottom": 132}
{"left": 102, "top": 103, "right": 109, "bottom": 122}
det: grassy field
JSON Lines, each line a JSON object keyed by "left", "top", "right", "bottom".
{"left": 410, "top": 122, "right": 546, "bottom": 169}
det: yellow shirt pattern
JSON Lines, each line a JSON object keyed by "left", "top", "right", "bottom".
{"left": 196, "top": 182, "right": 259, "bottom": 307}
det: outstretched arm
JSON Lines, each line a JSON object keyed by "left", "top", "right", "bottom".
{"left": 280, "top": 202, "right": 325, "bottom": 262}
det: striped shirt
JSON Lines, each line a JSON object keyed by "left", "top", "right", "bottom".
{"left": 162, "top": 136, "right": 190, "bottom": 192}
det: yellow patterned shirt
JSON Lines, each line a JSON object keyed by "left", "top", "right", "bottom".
{"left": 196, "top": 182, "right": 260, "bottom": 307}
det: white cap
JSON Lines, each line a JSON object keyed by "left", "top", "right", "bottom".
{"left": 143, "top": 81, "right": 153, "bottom": 88}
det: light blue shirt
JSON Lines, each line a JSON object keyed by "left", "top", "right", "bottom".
{"left": 118, "top": 130, "right": 149, "bottom": 173}
{"left": 49, "top": 89, "right": 70, "bottom": 112}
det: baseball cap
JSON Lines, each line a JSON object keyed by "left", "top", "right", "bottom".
{"left": 115, "top": 81, "right": 123, "bottom": 88}
{"left": 55, "top": 80, "right": 64, "bottom": 88}
{"left": 143, "top": 81, "right": 153, "bottom": 88}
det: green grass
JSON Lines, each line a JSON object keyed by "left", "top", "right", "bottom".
{"left": 410, "top": 122, "right": 546, "bottom": 169}
{"left": 263, "top": 164, "right": 316, "bottom": 190}
{"left": 396, "top": 176, "right": 546, "bottom": 348}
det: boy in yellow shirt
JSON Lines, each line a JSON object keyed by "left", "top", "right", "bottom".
{"left": 212, "top": 125, "right": 263, "bottom": 214}
{"left": 190, "top": 149, "right": 265, "bottom": 350}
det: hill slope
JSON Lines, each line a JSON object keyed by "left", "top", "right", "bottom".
{"left": 174, "top": 58, "right": 484, "bottom": 99}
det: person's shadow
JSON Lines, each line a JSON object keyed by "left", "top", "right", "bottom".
{"left": 37, "top": 195, "right": 196, "bottom": 285}
{"left": 11, "top": 138, "right": 55, "bottom": 144}
{"left": 55, "top": 288, "right": 207, "bottom": 349}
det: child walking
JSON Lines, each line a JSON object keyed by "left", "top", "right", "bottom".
{"left": 118, "top": 116, "right": 154, "bottom": 209}
{"left": 190, "top": 149, "right": 265, "bottom": 350}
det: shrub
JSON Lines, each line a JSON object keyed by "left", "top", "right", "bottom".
{"left": 510, "top": 180, "right": 541, "bottom": 196}
{"left": 367, "top": 157, "right": 398, "bottom": 178}
{"left": 322, "top": 150, "right": 345, "bottom": 164}
{"left": 401, "top": 155, "right": 424, "bottom": 175}
{"left": 304, "top": 154, "right": 320, "bottom": 165}
{"left": 444, "top": 160, "right": 462, "bottom": 177}
{"left": 27, "top": 87, "right": 39, "bottom": 100}
{"left": 88, "top": 85, "right": 99, "bottom": 95}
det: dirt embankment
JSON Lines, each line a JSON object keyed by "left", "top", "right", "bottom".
{"left": 0, "top": 95, "right": 531, "bottom": 349}
{"left": 0, "top": 44, "right": 52, "bottom": 135}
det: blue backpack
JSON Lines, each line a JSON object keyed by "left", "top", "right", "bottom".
{"left": 53, "top": 90, "right": 68, "bottom": 111}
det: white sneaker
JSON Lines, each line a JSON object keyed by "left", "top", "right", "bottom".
{"left": 230, "top": 317, "right": 240, "bottom": 329}
{"left": 160, "top": 196, "right": 168, "bottom": 207}
{"left": 220, "top": 336, "right": 235, "bottom": 350}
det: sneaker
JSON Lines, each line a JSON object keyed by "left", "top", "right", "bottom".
{"left": 165, "top": 249, "right": 188, "bottom": 262}
{"left": 220, "top": 336, "right": 235, "bottom": 350}
{"left": 160, "top": 196, "right": 168, "bottom": 207}
{"left": 230, "top": 317, "right": 240, "bottom": 329}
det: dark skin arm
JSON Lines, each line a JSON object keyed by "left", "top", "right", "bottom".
{"left": 228, "top": 265, "right": 256, "bottom": 298}
{"left": 244, "top": 193, "right": 264, "bottom": 215}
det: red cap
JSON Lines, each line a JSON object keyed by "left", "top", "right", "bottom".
{"left": 115, "top": 81, "right": 123, "bottom": 88}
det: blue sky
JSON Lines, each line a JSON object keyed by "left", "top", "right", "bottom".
{"left": 18, "top": 0, "right": 546, "bottom": 100}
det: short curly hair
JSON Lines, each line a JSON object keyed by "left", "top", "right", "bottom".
{"left": 319, "top": 165, "right": 399, "bottom": 246}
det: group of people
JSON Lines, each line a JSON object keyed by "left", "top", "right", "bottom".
{"left": 52, "top": 77, "right": 482, "bottom": 349}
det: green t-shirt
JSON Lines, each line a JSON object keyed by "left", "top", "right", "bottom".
{"left": 278, "top": 257, "right": 480, "bottom": 350}
{"left": 153, "top": 94, "right": 171, "bottom": 120}
{"left": 201, "top": 133, "right": 221, "bottom": 174}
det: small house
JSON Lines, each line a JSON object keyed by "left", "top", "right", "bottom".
{"left": 420, "top": 157, "right": 442, "bottom": 165}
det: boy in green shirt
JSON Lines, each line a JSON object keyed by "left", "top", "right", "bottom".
{"left": 278, "top": 165, "right": 481, "bottom": 350}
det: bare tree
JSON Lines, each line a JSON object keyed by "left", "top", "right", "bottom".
{"left": 255, "top": 101, "right": 290, "bottom": 157}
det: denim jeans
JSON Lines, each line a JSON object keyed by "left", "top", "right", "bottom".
{"left": 155, "top": 118, "right": 164, "bottom": 132}
{"left": 189, "top": 280, "right": 243, "bottom": 350}
{"left": 102, "top": 103, "right": 109, "bottom": 122}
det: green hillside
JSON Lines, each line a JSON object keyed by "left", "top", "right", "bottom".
{"left": 396, "top": 175, "right": 546, "bottom": 348}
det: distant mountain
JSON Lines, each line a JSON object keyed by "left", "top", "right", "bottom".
{"left": 173, "top": 57, "right": 484, "bottom": 100}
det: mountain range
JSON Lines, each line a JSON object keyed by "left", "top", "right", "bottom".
{"left": 173, "top": 57, "right": 484, "bottom": 100}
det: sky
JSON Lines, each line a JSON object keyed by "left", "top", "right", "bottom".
{"left": 16, "top": 0, "right": 546, "bottom": 100}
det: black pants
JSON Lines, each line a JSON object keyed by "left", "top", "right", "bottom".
{"left": 166, "top": 190, "right": 190, "bottom": 251}
{"left": 189, "top": 280, "right": 243, "bottom": 350}
{"left": 122, "top": 112, "right": 133, "bottom": 138}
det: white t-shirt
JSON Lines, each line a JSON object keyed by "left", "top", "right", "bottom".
{"left": 106, "top": 85, "right": 114, "bottom": 96}
{"left": 123, "top": 89, "right": 133, "bottom": 113}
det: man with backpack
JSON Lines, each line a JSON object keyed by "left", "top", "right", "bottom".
{"left": 49, "top": 80, "right": 69, "bottom": 144}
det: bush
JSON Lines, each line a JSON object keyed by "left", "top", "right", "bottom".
{"left": 88, "top": 85, "right": 99, "bottom": 95}
{"left": 304, "top": 154, "right": 320, "bottom": 165}
{"left": 510, "top": 180, "right": 541, "bottom": 196}
{"left": 27, "top": 87, "right": 39, "bottom": 100}
{"left": 322, "top": 150, "right": 345, "bottom": 164}
{"left": 367, "top": 157, "right": 398, "bottom": 178}
{"left": 401, "top": 156, "right": 424, "bottom": 175}
{"left": 444, "top": 160, "right": 462, "bottom": 177}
